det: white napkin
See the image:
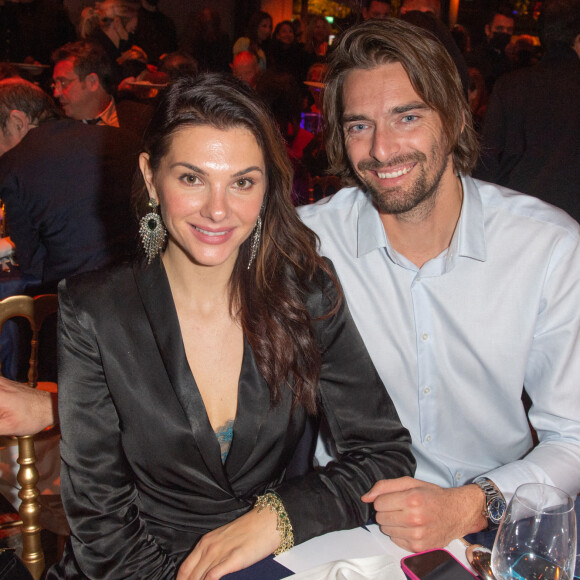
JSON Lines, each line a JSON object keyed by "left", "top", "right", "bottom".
{"left": 286, "top": 554, "right": 406, "bottom": 579}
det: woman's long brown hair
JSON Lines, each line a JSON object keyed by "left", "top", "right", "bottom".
{"left": 135, "top": 73, "right": 340, "bottom": 414}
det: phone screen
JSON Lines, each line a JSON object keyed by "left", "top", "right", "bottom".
{"left": 402, "top": 549, "right": 476, "bottom": 580}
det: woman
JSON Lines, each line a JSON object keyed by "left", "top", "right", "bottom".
{"left": 47, "top": 73, "right": 414, "bottom": 579}
{"left": 233, "top": 11, "right": 273, "bottom": 70}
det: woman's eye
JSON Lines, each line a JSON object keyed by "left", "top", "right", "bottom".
{"left": 234, "top": 178, "right": 254, "bottom": 189}
{"left": 182, "top": 174, "right": 201, "bottom": 185}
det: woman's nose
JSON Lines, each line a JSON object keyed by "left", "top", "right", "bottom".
{"left": 201, "top": 188, "right": 229, "bottom": 222}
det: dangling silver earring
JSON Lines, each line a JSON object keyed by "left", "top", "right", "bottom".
{"left": 139, "top": 198, "right": 166, "bottom": 264}
{"left": 247, "top": 215, "right": 262, "bottom": 269}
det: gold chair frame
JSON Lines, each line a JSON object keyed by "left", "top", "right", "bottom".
{"left": 0, "top": 294, "right": 58, "bottom": 580}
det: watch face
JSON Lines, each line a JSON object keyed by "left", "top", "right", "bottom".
{"left": 489, "top": 497, "right": 506, "bottom": 524}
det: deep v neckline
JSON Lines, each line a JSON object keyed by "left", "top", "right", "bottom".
{"left": 134, "top": 258, "right": 274, "bottom": 482}
{"left": 185, "top": 338, "right": 247, "bottom": 462}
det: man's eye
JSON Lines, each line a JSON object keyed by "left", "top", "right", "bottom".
{"left": 348, "top": 123, "right": 368, "bottom": 133}
{"left": 402, "top": 115, "right": 418, "bottom": 123}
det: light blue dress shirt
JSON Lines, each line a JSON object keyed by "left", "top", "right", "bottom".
{"left": 298, "top": 176, "right": 580, "bottom": 501}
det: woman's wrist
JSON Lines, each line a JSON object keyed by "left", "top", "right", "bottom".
{"left": 254, "top": 492, "right": 294, "bottom": 555}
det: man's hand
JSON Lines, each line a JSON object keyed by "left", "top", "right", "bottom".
{"left": 0, "top": 378, "right": 56, "bottom": 436}
{"left": 362, "top": 476, "right": 488, "bottom": 552}
{"left": 177, "top": 504, "right": 280, "bottom": 580}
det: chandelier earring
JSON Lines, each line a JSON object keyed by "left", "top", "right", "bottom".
{"left": 247, "top": 214, "right": 262, "bottom": 270}
{"left": 139, "top": 198, "right": 167, "bottom": 264}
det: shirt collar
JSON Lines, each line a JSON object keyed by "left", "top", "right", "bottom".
{"left": 455, "top": 174, "right": 486, "bottom": 262}
{"left": 356, "top": 174, "right": 487, "bottom": 268}
{"left": 96, "top": 98, "right": 119, "bottom": 128}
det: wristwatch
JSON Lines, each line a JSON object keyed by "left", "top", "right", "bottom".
{"left": 474, "top": 478, "right": 506, "bottom": 529}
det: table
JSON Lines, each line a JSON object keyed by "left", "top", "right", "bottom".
{"left": 224, "top": 498, "right": 580, "bottom": 579}
{"left": 223, "top": 556, "right": 291, "bottom": 579}
{"left": 222, "top": 526, "right": 468, "bottom": 579}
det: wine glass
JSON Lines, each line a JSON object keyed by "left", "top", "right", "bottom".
{"left": 491, "top": 483, "right": 577, "bottom": 580}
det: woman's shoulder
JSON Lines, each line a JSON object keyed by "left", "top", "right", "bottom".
{"left": 58, "top": 260, "right": 136, "bottom": 304}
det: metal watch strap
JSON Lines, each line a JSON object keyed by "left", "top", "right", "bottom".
{"left": 474, "top": 477, "right": 506, "bottom": 529}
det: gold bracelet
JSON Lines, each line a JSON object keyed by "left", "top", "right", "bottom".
{"left": 254, "top": 492, "right": 295, "bottom": 555}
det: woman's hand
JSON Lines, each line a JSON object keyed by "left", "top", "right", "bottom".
{"left": 177, "top": 505, "right": 281, "bottom": 580}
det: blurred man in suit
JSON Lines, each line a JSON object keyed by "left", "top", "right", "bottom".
{"left": 470, "top": 5, "right": 515, "bottom": 93}
{"left": 475, "top": 0, "right": 580, "bottom": 222}
{"left": 0, "top": 78, "right": 139, "bottom": 289}
{"left": 51, "top": 40, "right": 152, "bottom": 138}
{"left": 0, "top": 78, "right": 139, "bottom": 530}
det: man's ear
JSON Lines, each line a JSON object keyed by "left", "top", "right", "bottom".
{"left": 85, "top": 72, "right": 101, "bottom": 92}
{"left": 6, "top": 109, "right": 33, "bottom": 141}
{"left": 139, "top": 152, "right": 159, "bottom": 203}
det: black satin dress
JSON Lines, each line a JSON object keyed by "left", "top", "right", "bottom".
{"left": 47, "top": 257, "right": 415, "bottom": 579}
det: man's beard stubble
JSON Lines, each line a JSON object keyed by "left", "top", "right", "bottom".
{"left": 356, "top": 146, "right": 449, "bottom": 219}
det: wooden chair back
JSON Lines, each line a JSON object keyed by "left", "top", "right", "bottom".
{"left": 0, "top": 294, "right": 58, "bottom": 580}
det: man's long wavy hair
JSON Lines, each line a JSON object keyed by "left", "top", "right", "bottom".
{"left": 134, "top": 73, "right": 339, "bottom": 414}
{"left": 323, "top": 18, "right": 479, "bottom": 182}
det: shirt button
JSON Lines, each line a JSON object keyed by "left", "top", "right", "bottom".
{"left": 456, "top": 473, "right": 462, "bottom": 481}
{"left": 416, "top": 276, "right": 421, "bottom": 282}
{"left": 424, "top": 434, "right": 432, "bottom": 443}
{"left": 423, "top": 387, "right": 431, "bottom": 395}
{"left": 422, "top": 333, "right": 429, "bottom": 341}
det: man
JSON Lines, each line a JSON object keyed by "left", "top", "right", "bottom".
{"left": 0, "top": 79, "right": 61, "bottom": 156}
{"left": 231, "top": 51, "right": 260, "bottom": 89}
{"left": 0, "top": 78, "right": 139, "bottom": 289}
{"left": 471, "top": 6, "right": 515, "bottom": 93}
{"left": 362, "top": 0, "right": 391, "bottom": 20}
{"left": 298, "top": 18, "right": 580, "bottom": 551}
{"left": 51, "top": 40, "right": 151, "bottom": 137}
{"left": 475, "top": 0, "right": 580, "bottom": 223}
{"left": 0, "top": 78, "right": 139, "bottom": 528}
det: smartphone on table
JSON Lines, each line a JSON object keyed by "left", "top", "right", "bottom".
{"left": 401, "top": 549, "right": 478, "bottom": 580}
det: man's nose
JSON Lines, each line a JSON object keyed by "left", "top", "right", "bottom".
{"left": 370, "top": 124, "right": 401, "bottom": 163}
